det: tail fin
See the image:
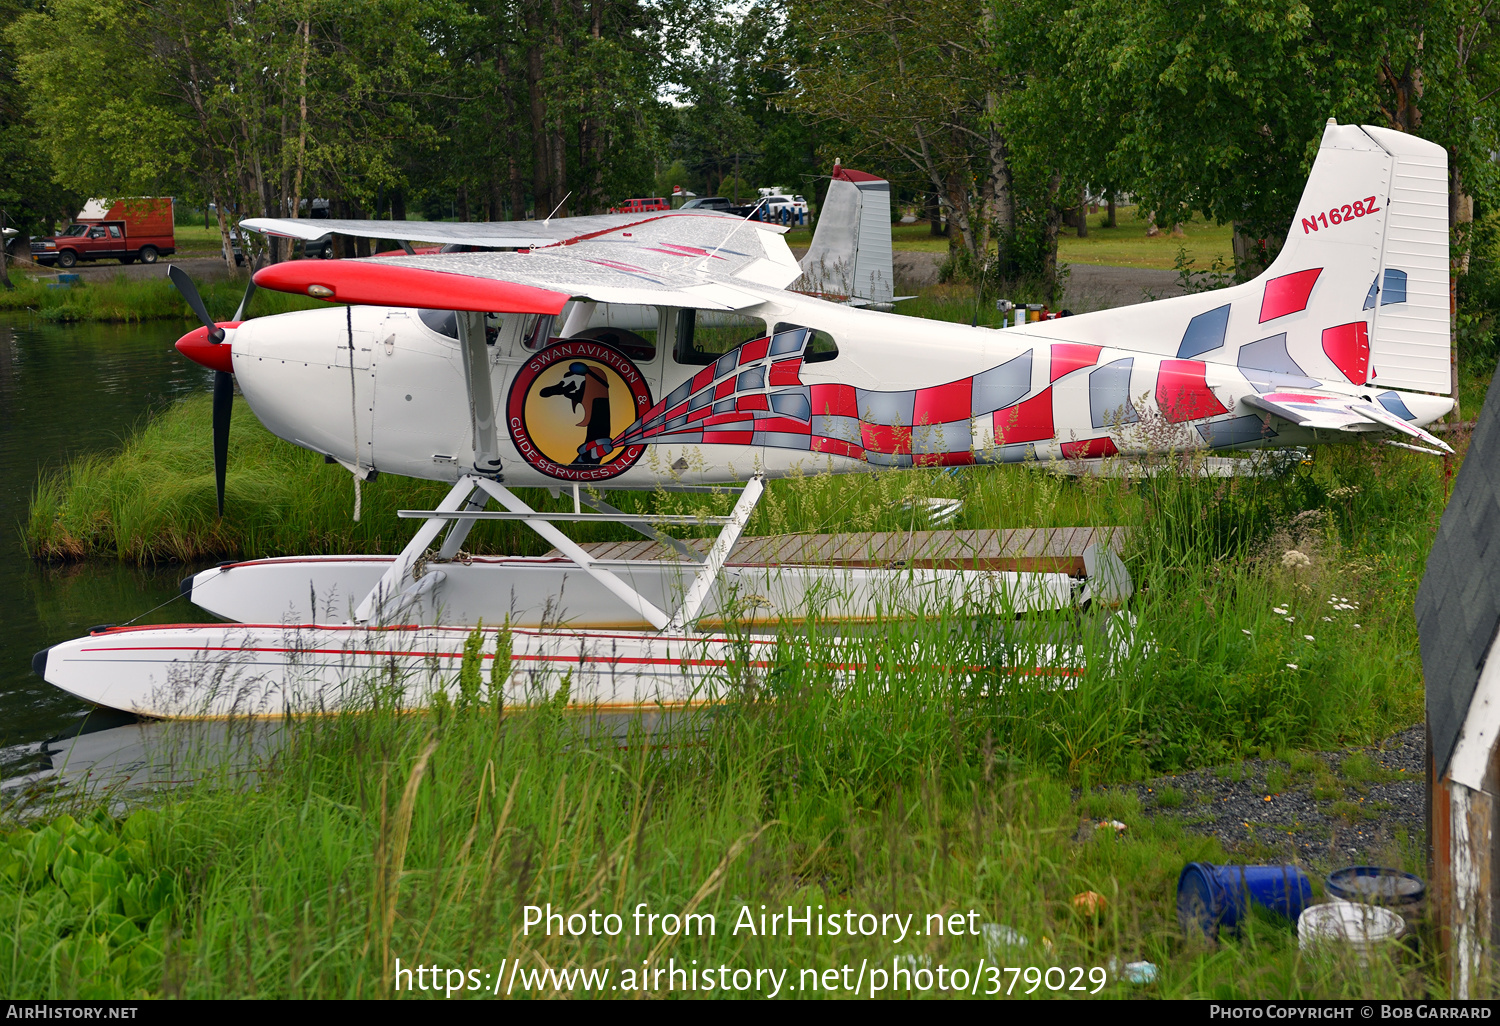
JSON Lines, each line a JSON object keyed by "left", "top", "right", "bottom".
{"left": 1029, "top": 121, "right": 1450, "bottom": 398}
{"left": 1264, "top": 121, "right": 1450, "bottom": 393}
{"left": 799, "top": 166, "right": 895, "bottom": 305}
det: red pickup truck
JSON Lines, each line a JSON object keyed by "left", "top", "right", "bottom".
{"left": 30, "top": 198, "right": 176, "bottom": 268}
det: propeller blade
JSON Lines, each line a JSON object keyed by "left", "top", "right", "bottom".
{"left": 212, "top": 369, "right": 232, "bottom": 516}
{"left": 232, "top": 278, "right": 257, "bottom": 322}
{"left": 169, "top": 265, "right": 223, "bottom": 343}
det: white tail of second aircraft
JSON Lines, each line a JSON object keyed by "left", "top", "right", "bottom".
{"left": 799, "top": 166, "right": 896, "bottom": 306}
{"left": 1024, "top": 121, "right": 1451, "bottom": 397}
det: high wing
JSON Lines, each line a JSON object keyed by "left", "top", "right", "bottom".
{"left": 245, "top": 211, "right": 800, "bottom": 311}
{"left": 241, "top": 208, "right": 782, "bottom": 251}
{"left": 1242, "top": 390, "right": 1453, "bottom": 453}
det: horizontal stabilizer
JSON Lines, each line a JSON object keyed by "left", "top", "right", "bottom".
{"left": 1242, "top": 391, "right": 1452, "bottom": 453}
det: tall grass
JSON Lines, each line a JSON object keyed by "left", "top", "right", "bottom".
{"left": 0, "top": 271, "right": 324, "bottom": 323}
{"left": 0, "top": 649, "right": 1440, "bottom": 999}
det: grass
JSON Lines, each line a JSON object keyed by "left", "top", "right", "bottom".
{"left": 0, "top": 271, "right": 324, "bottom": 323}
{"left": 790, "top": 206, "right": 1237, "bottom": 270}
{"left": 0, "top": 661, "right": 1442, "bottom": 1000}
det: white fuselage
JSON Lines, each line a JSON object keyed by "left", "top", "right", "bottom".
{"left": 224, "top": 287, "right": 1451, "bottom": 489}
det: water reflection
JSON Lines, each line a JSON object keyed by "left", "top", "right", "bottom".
{"left": 0, "top": 316, "right": 221, "bottom": 770}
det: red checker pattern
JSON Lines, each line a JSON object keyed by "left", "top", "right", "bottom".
{"left": 812, "top": 437, "right": 866, "bottom": 460}
{"left": 738, "top": 337, "right": 769, "bottom": 364}
{"left": 917, "top": 450, "right": 976, "bottom": 468}
{"left": 736, "top": 395, "right": 769, "bottom": 412}
{"left": 755, "top": 416, "right": 814, "bottom": 434}
{"left": 992, "top": 389, "right": 1055, "bottom": 444}
{"left": 1258, "top": 268, "right": 1322, "bottom": 323}
{"left": 1156, "top": 360, "right": 1229, "bottom": 423}
{"left": 1321, "top": 322, "right": 1370, "bottom": 384}
{"left": 811, "top": 383, "right": 858, "bottom": 418}
{"left": 1050, "top": 343, "right": 1103, "bottom": 382}
{"left": 861, "top": 423, "right": 912, "bottom": 455}
{"left": 913, "top": 379, "right": 972, "bottom": 426}
{"left": 714, "top": 379, "right": 736, "bottom": 400}
{"left": 702, "top": 431, "right": 753, "bottom": 446}
{"left": 1060, "top": 437, "right": 1120, "bottom": 460}
{"left": 768, "top": 359, "right": 804, "bottom": 387}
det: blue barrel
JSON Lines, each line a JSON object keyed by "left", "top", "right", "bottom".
{"left": 1177, "top": 862, "right": 1312, "bottom": 938}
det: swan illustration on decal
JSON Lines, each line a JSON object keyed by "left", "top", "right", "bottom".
{"left": 506, "top": 339, "right": 653, "bottom": 481}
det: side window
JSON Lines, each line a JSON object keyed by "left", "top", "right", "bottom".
{"left": 674, "top": 309, "right": 768, "bottom": 365}
{"left": 417, "top": 309, "right": 505, "bottom": 345}
{"left": 108, "top": 226, "right": 122, "bottom": 238}
{"left": 521, "top": 313, "right": 556, "bottom": 351}
{"left": 88, "top": 227, "right": 106, "bottom": 239}
{"left": 418, "top": 308, "right": 458, "bottom": 339}
{"left": 773, "top": 322, "right": 839, "bottom": 363}
{"left": 571, "top": 326, "right": 655, "bottom": 362}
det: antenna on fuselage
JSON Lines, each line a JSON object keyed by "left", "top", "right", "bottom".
{"left": 542, "top": 192, "right": 573, "bottom": 228}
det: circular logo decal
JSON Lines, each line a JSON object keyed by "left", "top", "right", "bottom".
{"left": 506, "top": 340, "right": 653, "bottom": 482}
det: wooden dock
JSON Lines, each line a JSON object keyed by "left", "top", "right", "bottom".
{"left": 554, "top": 526, "right": 1129, "bottom": 575}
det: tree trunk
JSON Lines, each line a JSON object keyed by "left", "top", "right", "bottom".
{"left": 984, "top": 107, "right": 1015, "bottom": 263}
{"left": 213, "top": 195, "right": 236, "bottom": 272}
{"left": 391, "top": 189, "right": 407, "bottom": 221}
{"left": 1041, "top": 170, "right": 1062, "bottom": 300}
{"left": 926, "top": 192, "right": 945, "bottom": 235}
{"left": 458, "top": 185, "right": 469, "bottom": 223}
{"left": 525, "top": 30, "right": 550, "bottom": 217}
{"left": 550, "top": 127, "right": 568, "bottom": 216}
{"left": 1106, "top": 194, "right": 1116, "bottom": 228}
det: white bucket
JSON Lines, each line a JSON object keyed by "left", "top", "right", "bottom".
{"left": 1297, "top": 901, "right": 1406, "bottom": 965}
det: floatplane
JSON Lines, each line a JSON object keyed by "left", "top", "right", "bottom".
{"left": 33, "top": 123, "right": 1454, "bottom": 719}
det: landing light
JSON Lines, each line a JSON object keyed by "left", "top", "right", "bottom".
{"left": 307, "top": 284, "right": 334, "bottom": 298}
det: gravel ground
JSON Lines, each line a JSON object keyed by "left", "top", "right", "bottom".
{"left": 1122, "top": 726, "right": 1427, "bottom": 868}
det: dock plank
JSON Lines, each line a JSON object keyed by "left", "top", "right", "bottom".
{"left": 563, "top": 526, "right": 1129, "bottom": 574}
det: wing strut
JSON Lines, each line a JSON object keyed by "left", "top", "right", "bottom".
{"left": 457, "top": 311, "right": 503, "bottom": 476}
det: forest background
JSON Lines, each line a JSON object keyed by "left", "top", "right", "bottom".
{"left": 1, "top": 0, "right": 1499, "bottom": 345}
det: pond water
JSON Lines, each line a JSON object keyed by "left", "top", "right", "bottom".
{"left": 0, "top": 316, "right": 222, "bottom": 772}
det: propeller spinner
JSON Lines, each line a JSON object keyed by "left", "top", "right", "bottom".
{"left": 170, "top": 265, "right": 253, "bottom": 516}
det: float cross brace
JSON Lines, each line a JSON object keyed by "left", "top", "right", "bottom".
{"left": 350, "top": 473, "right": 767, "bottom": 634}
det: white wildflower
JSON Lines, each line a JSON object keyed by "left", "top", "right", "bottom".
{"left": 1285, "top": 616, "right": 1295, "bottom": 623}
{"left": 1242, "top": 629, "right": 1252, "bottom": 635}
{"left": 1282, "top": 550, "right": 1312, "bottom": 569}
{"left": 1322, "top": 616, "right": 1332, "bottom": 622}
{"left": 1272, "top": 606, "right": 1288, "bottom": 615}
{"left": 1353, "top": 624, "right": 1361, "bottom": 629}
{"left": 1287, "top": 663, "right": 1299, "bottom": 670}
{"left": 1304, "top": 634, "right": 1315, "bottom": 641}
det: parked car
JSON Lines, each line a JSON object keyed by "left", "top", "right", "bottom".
{"left": 608, "top": 197, "right": 671, "bottom": 214}
{"left": 678, "top": 197, "right": 732, "bottom": 212}
{"left": 30, "top": 197, "right": 176, "bottom": 267}
{"left": 763, "top": 195, "right": 809, "bottom": 224}
{"left": 1, "top": 227, "right": 17, "bottom": 255}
